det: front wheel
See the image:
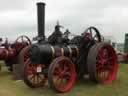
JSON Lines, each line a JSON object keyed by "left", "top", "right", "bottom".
{"left": 23, "top": 59, "right": 47, "bottom": 88}
{"left": 48, "top": 56, "right": 76, "bottom": 93}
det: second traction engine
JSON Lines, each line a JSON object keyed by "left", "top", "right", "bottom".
{"left": 0, "top": 35, "right": 31, "bottom": 71}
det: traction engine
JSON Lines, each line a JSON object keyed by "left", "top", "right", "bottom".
{"left": 23, "top": 2, "right": 118, "bottom": 92}
{"left": 0, "top": 35, "right": 31, "bottom": 71}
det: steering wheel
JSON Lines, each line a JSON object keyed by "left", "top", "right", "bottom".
{"left": 82, "top": 26, "right": 101, "bottom": 42}
{"left": 15, "top": 35, "right": 31, "bottom": 45}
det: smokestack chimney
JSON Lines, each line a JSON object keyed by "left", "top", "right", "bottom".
{"left": 37, "top": 2, "right": 45, "bottom": 42}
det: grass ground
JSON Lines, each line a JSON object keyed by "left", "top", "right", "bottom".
{"left": 0, "top": 61, "right": 128, "bottom": 96}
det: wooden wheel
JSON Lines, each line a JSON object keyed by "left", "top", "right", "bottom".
{"left": 23, "top": 59, "right": 47, "bottom": 88}
{"left": 48, "top": 56, "right": 76, "bottom": 92}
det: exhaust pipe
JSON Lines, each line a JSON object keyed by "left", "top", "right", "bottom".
{"left": 37, "top": 2, "right": 45, "bottom": 42}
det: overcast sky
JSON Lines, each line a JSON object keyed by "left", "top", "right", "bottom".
{"left": 0, "top": 0, "right": 127, "bottom": 43}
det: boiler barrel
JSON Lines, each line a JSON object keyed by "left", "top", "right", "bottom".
{"left": 29, "top": 44, "right": 79, "bottom": 64}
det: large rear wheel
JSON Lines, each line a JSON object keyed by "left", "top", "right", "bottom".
{"left": 17, "top": 46, "right": 30, "bottom": 79}
{"left": 18, "top": 45, "right": 30, "bottom": 65}
{"left": 87, "top": 43, "right": 118, "bottom": 84}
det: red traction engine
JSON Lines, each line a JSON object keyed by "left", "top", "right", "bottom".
{"left": 0, "top": 35, "right": 31, "bottom": 71}
{"left": 23, "top": 2, "right": 118, "bottom": 93}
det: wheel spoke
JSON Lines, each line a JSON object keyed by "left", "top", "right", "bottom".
{"left": 105, "top": 64, "right": 113, "bottom": 71}
{"left": 31, "top": 64, "right": 36, "bottom": 72}
{"left": 28, "top": 75, "right": 34, "bottom": 81}
{"left": 62, "top": 63, "right": 68, "bottom": 73}
{"left": 55, "top": 77, "right": 61, "bottom": 87}
{"left": 64, "top": 73, "right": 71, "bottom": 80}
{"left": 98, "top": 69, "right": 106, "bottom": 80}
{"left": 93, "top": 34, "right": 97, "bottom": 39}
{"left": 53, "top": 68, "right": 60, "bottom": 75}
{"left": 106, "top": 56, "right": 115, "bottom": 62}
{"left": 26, "top": 64, "right": 34, "bottom": 74}
{"left": 96, "top": 64, "right": 103, "bottom": 70}
{"left": 103, "top": 68, "right": 109, "bottom": 80}
{"left": 38, "top": 74, "right": 43, "bottom": 80}
{"left": 97, "top": 50, "right": 105, "bottom": 60}
{"left": 58, "top": 78, "right": 63, "bottom": 86}
{"left": 32, "top": 75, "right": 36, "bottom": 84}
{"left": 27, "top": 69, "right": 33, "bottom": 74}
{"left": 101, "top": 70, "right": 105, "bottom": 80}
{"left": 37, "top": 75, "right": 40, "bottom": 83}
{"left": 89, "top": 28, "right": 92, "bottom": 39}
{"left": 58, "top": 67, "right": 62, "bottom": 75}
{"left": 97, "top": 64, "right": 109, "bottom": 80}
{"left": 21, "top": 36, "right": 24, "bottom": 42}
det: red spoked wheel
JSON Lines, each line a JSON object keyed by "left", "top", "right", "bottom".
{"left": 87, "top": 43, "right": 118, "bottom": 84}
{"left": 14, "top": 35, "right": 31, "bottom": 51}
{"left": 18, "top": 46, "right": 30, "bottom": 78}
{"left": 18, "top": 45, "right": 30, "bottom": 65}
{"left": 48, "top": 56, "right": 76, "bottom": 93}
{"left": 82, "top": 26, "right": 101, "bottom": 42}
{"left": 24, "top": 59, "right": 47, "bottom": 88}
{"left": 15, "top": 35, "right": 31, "bottom": 45}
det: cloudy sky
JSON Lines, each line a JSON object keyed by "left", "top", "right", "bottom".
{"left": 0, "top": 0, "right": 127, "bottom": 43}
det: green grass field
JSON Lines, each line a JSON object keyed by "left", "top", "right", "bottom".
{"left": 0, "top": 61, "right": 128, "bottom": 96}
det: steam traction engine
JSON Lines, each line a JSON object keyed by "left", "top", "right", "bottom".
{"left": 0, "top": 35, "right": 31, "bottom": 71}
{"left": 23, "top": 2, "right": 118, "bottom": 92}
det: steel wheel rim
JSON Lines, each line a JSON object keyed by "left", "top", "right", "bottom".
{"left": 96, "top": 45, "right": 118, "bottom": 84}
